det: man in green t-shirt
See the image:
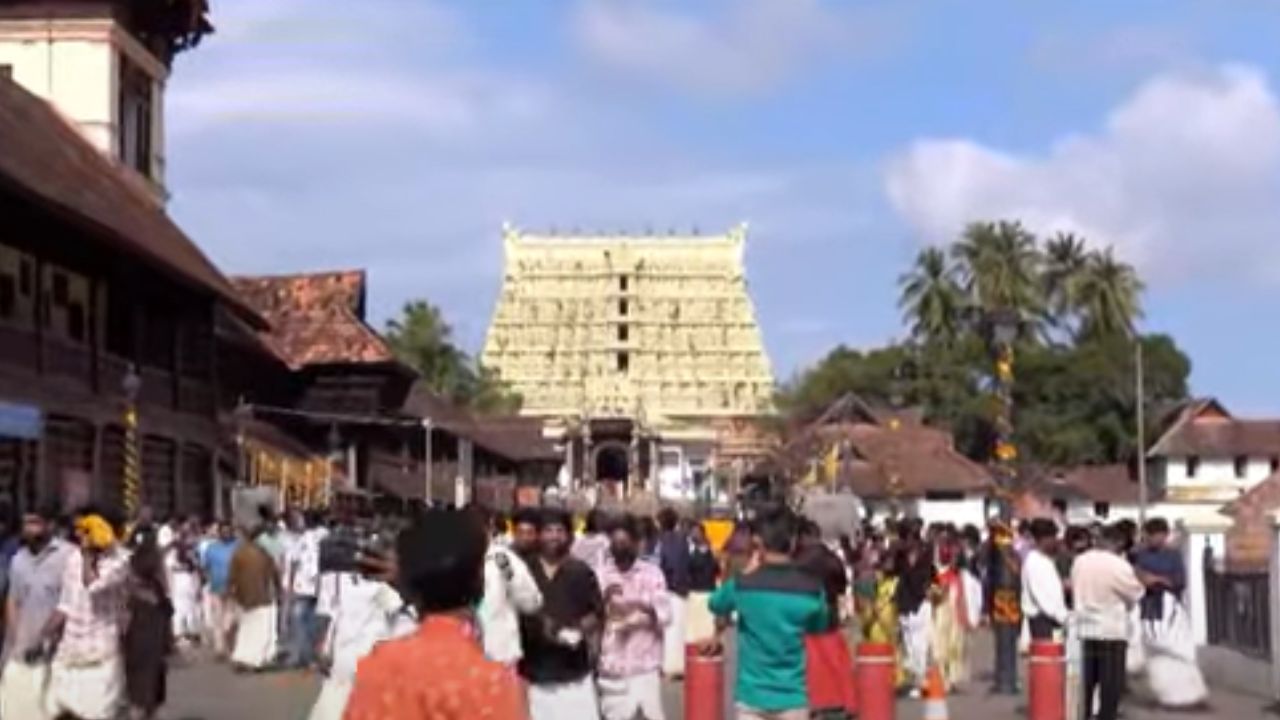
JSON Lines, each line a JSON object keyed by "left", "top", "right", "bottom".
{"left": 706, "top": 508, "right": 828, "bottom": 720}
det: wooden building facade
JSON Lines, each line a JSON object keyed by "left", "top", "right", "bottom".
{"left": 0, "top": 72, "right": 263, "bottom": 521}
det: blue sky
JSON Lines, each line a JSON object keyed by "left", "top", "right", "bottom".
{"left": 167, "top": 0, "right": 1280, "bottom": 415}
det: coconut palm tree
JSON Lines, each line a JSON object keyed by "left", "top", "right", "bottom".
{"left": 898, "top": 247, "right": 963, "bottom": 344}
{"left": 950, "top": 220, "right": 1045, "bottom": 333}
{"left": 1042, "top": 232, "right": 1089, "bottom": 333}
{"left": 1075, "top": 247, "right": 1145, "bottom": 340}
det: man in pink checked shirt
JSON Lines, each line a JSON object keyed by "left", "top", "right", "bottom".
{"left": 595, "top": 514, "right": 672, "bottom": 720}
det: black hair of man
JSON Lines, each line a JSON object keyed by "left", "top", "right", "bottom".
{"left": 1030, "top": 518, "right": 1058, "bottom": 542}
{"left": 540, "top": 507, "right": 574, "bottom": 535}
{"left": 584, "top": 509, "right": 604, "bottom": 535}
{"left": 610, "top": 513, "right": 640, "bottom": 541}
{"left": 961, "top": 524, "right": 981, "bottom": 546}
{"left": 512, "top": 507, "right": 543, "bottom": 530}
{"left": 397, "top": 508, "right": 488, "bottom": 614}
{"left": 657, "top": 507, "right": 680, "bottom": 532}
{"left": 1101, "top": 522, "right": 1130, "bottom": 548}
{"left": 755, "top": 508, "right": 798, "bottom": 554}
{"left": 798, "top": 518, "right": 821, "bottom": 541}
{"left": 1143, "top": 517, "right": 1170, "bottom": 536}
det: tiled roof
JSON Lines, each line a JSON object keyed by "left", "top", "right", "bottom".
{"left": 231, "top": 271, "right": 396, "bottom": 369}
{"left": 1148, "top": 397, "right": 1280, "bottom": 458}
{"left": 404, "top": 385, "right": 559, "bottom": 463}
{"left": 776, "top": 420, "right": 992, "bottom": 497}
{"left": 0, "top": 77, "right": 262, "bottom": 326}
{"left": 1052, "top": 464, "right": 1142, "bottom": 504}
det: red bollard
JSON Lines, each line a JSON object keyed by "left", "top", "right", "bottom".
{"left": 685, "top": 644, "right": 725, "bottom": 720}
{"left": 855, "top": 642, "right": 896, "bottom": 720}
{"left": 1028, "top": 640, "right": 1066, "bottom": 720}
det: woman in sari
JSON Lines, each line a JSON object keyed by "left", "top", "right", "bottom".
{"left": 858, "top": 552, "right": 905, "bottom": 689}
{"left": 930, "top": 536, "right": 977, "bottom": 691}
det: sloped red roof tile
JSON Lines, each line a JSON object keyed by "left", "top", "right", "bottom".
{"left": 0, "top": 77, "right": 262, "bottom": 326}
{"left": 231, "top": 271, "right": 396, "bottom": 369}
{"left": 776, "top": 420, "right": 992, "bottom": 497}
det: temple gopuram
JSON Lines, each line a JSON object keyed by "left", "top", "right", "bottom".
{"left": 482, "top": 224, "right": 776, "bottom": 503}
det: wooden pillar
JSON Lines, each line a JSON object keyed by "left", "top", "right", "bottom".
{"left": 583, "top": 427, "right": 594, "bottom": 487}
{"left": 172, "top": 440, "right": 184, "bottom": 518}
{"left": 211, "top": 448, "right": 224, "bottom": 521}
{"left": 629, "top": 433, "right": 641, "bottom": 495}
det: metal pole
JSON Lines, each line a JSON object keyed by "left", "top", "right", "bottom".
{"left": 1137, "top": 338, "right": 1148, "bottom": 526}
{"left": 422, "top": 419, "right": 434, "bottom": 506}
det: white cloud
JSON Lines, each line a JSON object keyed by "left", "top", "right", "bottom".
{"left": 570, "top": 0, "right": 894, "bottom": 97}
{"left": 885, "top": 64, "right": 1280, "bottom": 286}
{"left": 169, "top": 69, "right": 553, "bottom": 138}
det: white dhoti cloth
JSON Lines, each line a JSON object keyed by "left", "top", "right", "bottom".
{"left": 46, "top": 656, "right": 123, "bottom": 720}
{"left": 599, "top": 671, "right": 666, "bottom": 720}
{"left": 307, "top": 676, "right": 354, "bottom": 720}
{"left": 685, "top": 592, "right": 715, "bottom": 645}
{"left": 1142, "top": 595, "right": 1208, "bottom": 708}
{"left": 662, "top": 592, "right": 688, "bottom": 676}
{"left": 899, "top": 605, "right": 932, "bottom": 686}
{"left": 0, "top": 660, "right": 54, "bottom": 720}
{"left": 232, "top": 604, "right": 279, "bottom": 668}
{"left": 528, "top": 676, "right": 601, "bottom": 720}
{"left": 171, "top": 570, "right": 203, "bottom": 639}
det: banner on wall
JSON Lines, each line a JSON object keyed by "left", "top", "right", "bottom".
{"left": 0, "top": 402, "right": 41, "bottom": 441}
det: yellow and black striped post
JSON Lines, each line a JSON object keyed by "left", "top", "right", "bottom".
{"left": 123, "top": 403, "right": 140, "bottom": 518}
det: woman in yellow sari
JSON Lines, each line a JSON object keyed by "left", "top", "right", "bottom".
{"left": 858, "top": 554, "right": 906, "bottom": 689}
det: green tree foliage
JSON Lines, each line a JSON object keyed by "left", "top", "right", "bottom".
{"left": 384, "top": 300, "right": 522, "bottom": 415}
{"left": 780, "top": 221, "right": 1187, "bottom": 466}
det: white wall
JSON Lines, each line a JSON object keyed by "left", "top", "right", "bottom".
{"left": 1165, "top": 454, "right": 1275, "bottom": 488}
{"left": 864, "top": 495, "right": 987, "bottom": 530}
{"left": 0, "top": 18, "right": 167, "bottom": 197}
{"left": 0, "top": 22, "right": 117, "bottom": 153}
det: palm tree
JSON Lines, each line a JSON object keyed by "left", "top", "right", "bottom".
{"left": 898, "top": 247, "right": 963, "bottom": 344}
{"left": 1042, "top": 232, "right": 1089, "bottom": 333}
{"left": 950, "top": 220, "right": 1045, "bottom": 332}
{"left": 1075, "top": 248, "right": 1144, "bottom": 339}
{"left": 384, "top": 300, "right": 471, "bottom": 398}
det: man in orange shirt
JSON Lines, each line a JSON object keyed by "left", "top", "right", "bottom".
{"left": 343, "top": 509, "right": 526, "bottom": 720}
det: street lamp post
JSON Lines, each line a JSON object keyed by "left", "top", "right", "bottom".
{"left": 988, "top": 308, "right": 1020, "bottom": 520}
{"left": 1136, "top": 337, "right": 1148, "bottom": 527}
{"left": 121, "top": 365, "right": 142, "bottom": 519}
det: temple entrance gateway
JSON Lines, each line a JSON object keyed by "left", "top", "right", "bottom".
{"left": 594, "top": 443, "right": 629, "bottom": 484}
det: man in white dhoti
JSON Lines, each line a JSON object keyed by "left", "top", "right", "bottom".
{"left": 477, "top": 513, "right": 543, "bottom": 666}
{"left": 307, "top": 568, "right": 413, "bottom": 720}
{"left": 45, "top": 513, "right": 131, "bottom": 720}
{"left": 518, "top": 508, "right": 604, "bottom": 720}
{"left": 199, "top": 522, "right": 238, "bottom": 656}
{"left": 166, "top": 533, "right": 204, "bottom": 647}
{"left": 596, "top": 515, "right": 671, "bottom": 720}
{"left": 228, "top": 525, "right": 280, "bottom": 670}
{"left": 0, "top": 505, "right": 73, "bottom": 720}
{"left": 655, "top": 508, "right": 690, "bottom": 678}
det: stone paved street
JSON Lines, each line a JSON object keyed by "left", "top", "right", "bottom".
{"left": 161, "top": 641, "right": 1275, "bottom": 720}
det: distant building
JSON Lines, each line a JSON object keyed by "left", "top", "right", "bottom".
{"left": 481, "top": 224, "right": 776, "bottom": 502}
{"left": 230, "top": 271, "right": 559, "bottom": 511}
{"left": 0, "top": 1, "right": 258, "bottom": 519}
{"left": 1145, "top": 398, "right": 1280, "bottom": 523}
{"left": 772, "top": 393, "right": 993, "bottom": 529}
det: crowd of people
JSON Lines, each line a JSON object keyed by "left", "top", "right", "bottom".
{"left": 0, "top": 497, "right": 1212, "bottom": 720}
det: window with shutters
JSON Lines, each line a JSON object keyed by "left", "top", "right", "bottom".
{"left": 141, "top": 435, "right": 176, "bottom": 518}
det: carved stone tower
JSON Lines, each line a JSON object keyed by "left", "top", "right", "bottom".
{"left": 482, "top": 224, "right": 775, "bottom": 500}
